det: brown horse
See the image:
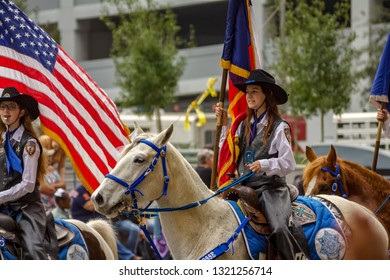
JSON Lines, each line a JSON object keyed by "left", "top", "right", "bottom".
{"left": 303, "top": 145, "right": 390, "bottom": 238}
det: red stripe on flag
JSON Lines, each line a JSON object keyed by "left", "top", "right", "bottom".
{"left": 218, "top": 111, "right": 247, "bottom": 186}
{"left": 40, "top": 119, "right": 101, "bottom": 189}
{"left": 53, "top": 62, "right": 124, "bottom": 148}
{"left": 57, "top": 49, "right": 127, "bottom": 139}
{"left": 248, "top": 45, "right": 255, "bottom": 70}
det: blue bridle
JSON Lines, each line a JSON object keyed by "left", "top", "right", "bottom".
{"left": 104, "top": 138, "right": 170, "bottom": 260}
{"left": 321, "top": 163, "right": 390, "bottom": 214}
{"left": 320, "top": 163, "right": 347, "bottom": 199}
{"left": 105, "top": 138, "right": 169, "bottom": 210}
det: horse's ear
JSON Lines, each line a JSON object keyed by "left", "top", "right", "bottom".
{"left": 327, "top": 145, "right": 337, "bottom": 166}
{"left": 129, "top": 122, "right": 145, "bottom": 142}
{"left": 133, "top": 122, "right": 144, "bottom": 134}
{"left": 305, "top": 146, "right": 318, "bottom": 162}
{"left": 155, "top": 124, "right": 174, "bottom": 146}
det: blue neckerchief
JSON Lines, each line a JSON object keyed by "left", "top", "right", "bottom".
{"left": 4, "top": 127, "right": 22, "bottom": 176}
{"left": 249, "top": 111, "right": 266, "bottom": 144}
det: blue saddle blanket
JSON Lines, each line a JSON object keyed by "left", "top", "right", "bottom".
{"left": 55, "top": 219, "right": 89, "bottom": 260}
{"left": 227, "top": 196, "right": 346, "bottom": 260}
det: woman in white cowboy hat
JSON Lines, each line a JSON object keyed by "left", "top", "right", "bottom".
{"left": 0, "top": 86, "right": 52, "bottom": 259}
{"left": 215, "top": 69, "right": 309, "bottom": 260}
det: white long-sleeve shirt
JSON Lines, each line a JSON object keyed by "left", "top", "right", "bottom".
{"left": 0, "top": 125, "right": 40, "bottom": 204}
{"left": 219, "top": 114, "right": 296, "bottom": 177}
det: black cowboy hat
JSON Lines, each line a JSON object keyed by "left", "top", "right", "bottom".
{"left": 234, "top": 69, "right": 288, "bottom": 105}
{"left": 0, "top": 87, "right": 40, "bottom": 120}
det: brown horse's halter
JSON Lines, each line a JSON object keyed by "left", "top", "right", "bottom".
{"left": 320, "top": 163, "right": 347, "bottom": 199}
{"left": 322, "top": 163, "right": 390, "bottom": 214}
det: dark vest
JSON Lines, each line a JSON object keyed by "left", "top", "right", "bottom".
{"left": 0, "top": 130, "right": 41, "bottom": 202}
{"left": 237, "top": 116, "right": 288, "bottom": 189}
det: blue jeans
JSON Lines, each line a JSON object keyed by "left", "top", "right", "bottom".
{"left": 116, "top": 240, "right": 135, "bottom": 260}
{"left": 114, "top": 219, "right": 141, "bottom": 253}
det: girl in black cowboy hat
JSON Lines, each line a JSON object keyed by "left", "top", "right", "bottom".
{"left": 215, "top": 69, "right": 309, "bottom": 260}
{"left": 0, "top": 87, "right": 50, "bottom": 259}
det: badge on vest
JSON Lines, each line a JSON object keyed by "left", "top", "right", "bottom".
{"left": 284, "top": 127, "right": 292, "bottom": 145}
{"left": 25, "top": 140, "right": 36, "bottom": 156}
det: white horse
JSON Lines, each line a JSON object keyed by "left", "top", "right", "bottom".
{"left": 92, "top": 124, "right": 388, "bottom": 260}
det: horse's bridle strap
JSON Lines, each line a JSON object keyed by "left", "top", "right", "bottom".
{"left": 321, "top": 163, "right": 347, "bottom": 198}
{"left": 105, "top": 138, "right": 169, "bottom": 209}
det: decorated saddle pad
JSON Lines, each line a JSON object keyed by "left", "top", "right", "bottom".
{"left": 294, "top": 196, "right": 346, "bottom": 260}
{"left": 55, "top": 219, "right": 89, "bottom": 260}
{"left": 227, "top": 196, "right": 346, "bottom": 260}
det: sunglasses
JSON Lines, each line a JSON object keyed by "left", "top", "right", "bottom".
{"left": 0, "top": 104, "right": 18, "bottom": 111}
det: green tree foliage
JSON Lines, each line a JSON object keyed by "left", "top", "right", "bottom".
{"left": 13, "top": 0, "right": 27, "bottom": 11}
{"left": 102, "top": 0, "right": 193, "bottom": 132}
{"left": 272, "top": 0, "right": 357, "bottom": 142}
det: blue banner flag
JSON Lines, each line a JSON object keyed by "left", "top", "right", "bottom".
{"left": 370, "top": 33, "right": 390, "bottom": 111}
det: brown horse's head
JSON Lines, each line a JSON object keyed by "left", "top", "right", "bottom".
{"left": 303, "top": 145, "right": 348, "bottom": 197}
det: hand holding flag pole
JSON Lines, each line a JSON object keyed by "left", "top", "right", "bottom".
{"left": 370, "top": 33, "right": 390, "bottom": 171}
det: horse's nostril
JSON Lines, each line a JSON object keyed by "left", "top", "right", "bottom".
{"left": 95, "top": 193, "right": 104, "bottom": 205}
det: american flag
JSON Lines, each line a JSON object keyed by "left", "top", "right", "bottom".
{"left": 0, "top": 0, "right": 130, "bottom": 192}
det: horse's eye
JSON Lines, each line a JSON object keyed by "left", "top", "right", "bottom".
{"left": 134, "top": 157, "right": 145, "bottom": 164}
{"left": 319, "top": 185, "right": 328, "bottom": 192}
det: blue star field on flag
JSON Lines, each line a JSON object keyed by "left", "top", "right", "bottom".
{"left": 0, "top": 0, "right": 58, "bottom": 72}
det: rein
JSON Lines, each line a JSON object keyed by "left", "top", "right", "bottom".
{"left": 321, "top": 163, "right": 347, "bottom": 199}
{"left": 375, "top": 195, "right": 390, "bottom": 214}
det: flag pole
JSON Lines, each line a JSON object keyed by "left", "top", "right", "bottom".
{"left": 372, "top": 102, "right": 385, "bottom": 171}
{"left": 210, "top": 68, "right": 228, "bottom": 190}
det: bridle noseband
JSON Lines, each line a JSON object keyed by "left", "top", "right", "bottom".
{"left": 105, "top": 138, "right": 169, "bottom": 210}
{"left": 321, "top": 163, "right": 347, "bottom": 199}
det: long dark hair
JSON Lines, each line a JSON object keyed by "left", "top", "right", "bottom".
{"left": 243, "top": 87, "right": 280, "bottom": 145}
